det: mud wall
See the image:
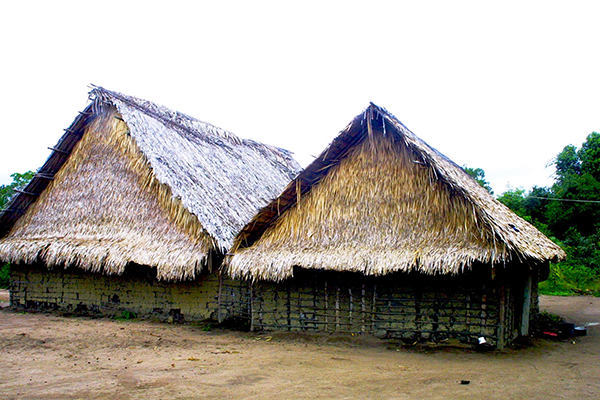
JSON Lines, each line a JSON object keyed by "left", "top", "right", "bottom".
{"left": 222, "top": 266, "right": 538, "bottom": 348}
{"left": 10, "top": 263, "right": 220, "bottom": 322}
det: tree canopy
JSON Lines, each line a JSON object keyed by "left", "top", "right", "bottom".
{"left": 463, "top": 165, "right": 493, "bottom": 194}
{"left": 0, "top": 171, "right": 35, "bottom": 209}
{"left": 0, "top": 171, "right": 35, "bottom": 288}
{"left": 497, "top": 132, "right": 600, "bottom": 295}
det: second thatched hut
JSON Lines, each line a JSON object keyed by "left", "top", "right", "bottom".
{"left": 223, "top": 103, "right": 565, "bottom": 348}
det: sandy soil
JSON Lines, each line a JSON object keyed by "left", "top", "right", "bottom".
{"left": 0, "top": 292, "right": 599, "bottom": 400}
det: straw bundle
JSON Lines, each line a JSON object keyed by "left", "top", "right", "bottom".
{"left": 0, "top": 87, "right": 300, "bottom": 280}
{"left": 98, "top": 88, "right": 301, "bottom": 251}
{"left": 227, "top": 104, "right": 566, "bottom": 281}
{"left": 0, "top": 108, "right": 212, "bottom": 279}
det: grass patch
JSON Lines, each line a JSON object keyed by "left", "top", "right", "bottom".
{"left": 0, "top": 263, "right": 10, "bottom": 289}
{"left": 115, "top": 310, "right": 137, "bottom": 320}
{"left": 539, "top": 262, "right": 600, "bottom": 296}
{"left": 190, "top": 321, "right": 215, "bottom": 331}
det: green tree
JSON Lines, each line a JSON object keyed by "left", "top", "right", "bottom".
{"left": 554, "top": 144, "right": 580, "bottom": 181}
{"left": 579, "top": 132, "right": 600, "bottom": 180}
{"left": 523, "top": 186, "right": 552, "bottom": 226}
{"left": 0, "top": 170, "right": 35, "bottom": 289}
{"left": 0, "top": 171, "right": 35, "bottom": 209}
{"left": 548, "top": 136, "right": 600, "bottom": 238}
{"left": 497, "top": 187, "right": 527, "bottom": 218}
{"left": 544, "top": 133, "right": 600, "bottom": 294}
{"left": 498, "top": 133, "right": 600, "bottom": 295}
{"left": 463, "top": 165, "right": 493, "bottom": 194}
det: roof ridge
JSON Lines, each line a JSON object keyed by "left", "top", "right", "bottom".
{"left": 89, "top": 86, "right": 243, "bottom": 146}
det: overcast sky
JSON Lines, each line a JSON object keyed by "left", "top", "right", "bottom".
{"left": 1, "top": 1, "right": 599, "bottom": 195}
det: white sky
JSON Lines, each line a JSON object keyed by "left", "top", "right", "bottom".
{"left": 1, "top": 1, "right": 599, "bottom": 195}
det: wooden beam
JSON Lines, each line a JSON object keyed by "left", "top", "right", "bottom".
{"left": 48, "top": 147, "right": 71, "bottom": 155}
{"left": 497, "top": 286, "right": 506, "bottom": 350}
{"left": 520, "top": 274, "right": 533, "bottom": 336}
{"left": 15, "top": 189, "right": 40, "bottom": 196}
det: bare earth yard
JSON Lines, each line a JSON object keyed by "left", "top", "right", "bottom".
{"left": 0, "top": 291, "right": 598, "bottom": 399}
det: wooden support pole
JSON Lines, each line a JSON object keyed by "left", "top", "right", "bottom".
{"left": 217, "top": 273, "right": 224, "bottom": 323}
{"left": 335, "top": 285, "right": 340, "bottom": 332}
{"left": 324, "top": 280, "right": 329, "bottom": 332}
{"left": 361, "top": 284, "right": 366, "bottom": 333}
{"left": 520, "top": 274, "right": 532, "bottom": 336}
{"left": 250, "top": 282, "right": 256, "bottom": 331}
{"left": 497, "top": 286, "right": 506, "bottom": 350}
{"left": 348, "top": 287, "right": 353, "bottom": 331}
{"left": 48, "top": 147, "right": 71, "bottom": 155}
{"left": 15, "top": 189, "right": 40, "bottom": 196}
{"left": 414, "top": 288, "right": 421, "bottom": 340}
{"left": 371, "top": 284, "right": 377, "bottom": 332}
{"left": 34, "top": 173, "right": 54, "bottom": 180}
{"left": 286, "top": 286, "right": 291, "bottom": 331}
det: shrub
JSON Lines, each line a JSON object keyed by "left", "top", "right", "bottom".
{"left": 0, "top": 264, "right": 9, "bottom": 289}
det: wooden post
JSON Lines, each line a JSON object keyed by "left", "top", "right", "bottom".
{"left": 286, "top": 286, "right": 291, "bottom": 331}
{"left": 348, "top": 287, "right": 353, "bottom": 331}
{"left": 324, "top": 280, "right": 329, "bottom": 332}
{"left": 371, "top": 284, "right": 377, "bottom": 332}
{"left": 497, "top": 286, "right": 506, "bottom": 350}
{"left": 217, "top": 272, "right": 224, "bottom": 324}
{"left": 415, "top": 288, "right": 421, "bottom": 340}
{"left": 361, "top": 284, "right": 366, "bottom": 333}
{"left": 335, "top": 286, "right": 340, "bottom": 332}
{"left": 520, "top": 274, "right": 532, "bottom": 336}
{"left": 250, "top": 282, "right": 255, "bottom": 331}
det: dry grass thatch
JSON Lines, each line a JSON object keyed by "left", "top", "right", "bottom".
{"left": 226, "top": 104, "right": 566, "bottom": 282}
{"left": 0, "top": 87, "right": 300, "bottom": 280}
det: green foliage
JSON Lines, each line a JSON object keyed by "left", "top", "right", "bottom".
{"left": 498, "top": 132, "right": 600, "bottom": 295}
{"left": 191, "top": 321, "right": 214, "bottom": 331}
{"left": 547, "top": 173, "right": 600, "bottom": 237}
{"left": 554, "top": 144, "right": 580, "bottom": 180}
{"left": 497, "top": 187, "right": 527, "bottom": 218}
{"left": 524, "top": 186, "right": 553, "bottom": 226}
{"left": 540, "top": 260, "right": 600, "bottom": 296}
{"left": 1, "top": 171, "right": 35, "bottom": 291}
{"left": 531, "top": 311, "right": 565, "bottom": 335}
{"left": 0, "top": 263, "right": 10, "bottom": 289}
{"left": 0, "top": 171, "right": 35, "bottom": 209}
{"left": 117, "top": 310, "right": 137, "bottom": 320}
{"left": 463, "top": 165, "right": 493, "bottom": 194}
{"left": 579, "top": 132, "right": 600, "bottom": 180}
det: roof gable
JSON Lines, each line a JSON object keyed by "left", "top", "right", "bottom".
{"left": 97, "top": 88, "right": 301, "bottom": 250}
{"left": 227, "top": 104, "right": 566, "bottom": 281}
{"left": 0, "top": 87, "right": 301, "bottom": 279}
{"left": 0, "top": 107, "right": 212, "bottom": 280}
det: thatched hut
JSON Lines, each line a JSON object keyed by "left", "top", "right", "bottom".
{"left": 0, "top": 86, "right": 300, "bottom": 321}
{"left": 223, "top": 103, "right": 565, "bottom": 348}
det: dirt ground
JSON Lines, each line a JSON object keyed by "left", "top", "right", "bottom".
{"left": 0, "top": 291, "right": 598, "bottom": 400}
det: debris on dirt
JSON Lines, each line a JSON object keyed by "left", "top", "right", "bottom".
{"left": 574, "top": 326, "right": 587, "bottom": 336}
{"left": 1, "top": 295, "right": 599, "bottom": 399}
{"left": 541, "top": 331, "right": 559, "bottom": 339}
{"left": 532, "top": 311, "right": 565, "bottom": 338}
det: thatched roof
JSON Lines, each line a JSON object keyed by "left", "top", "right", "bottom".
{"left": 0, "top": 86, "right": 300, "bottom": 280}
{"left": 226, "top": 103, "right": 566, "bottom": 282}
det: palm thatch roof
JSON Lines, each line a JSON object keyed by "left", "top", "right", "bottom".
{"left": 226, "top": 103, "right": 566, "bottom": 282}
{"left": 0, "top": 86, "right": 300, "bottom": 280}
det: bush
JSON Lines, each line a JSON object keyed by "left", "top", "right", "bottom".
{"left": 0, "top": 263, "right": 9, "bottom": 289}
{"left": 538, "top": 230, "right": 600, "bottom": 296}
{"left": 531, "top": 311, "right": 565, "bottom": 335}
{"left": 118, "top": 310, "right": 137, "bottom": 320}
{"left": 540, "top": 261, "right": 600, "bottom": 296}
